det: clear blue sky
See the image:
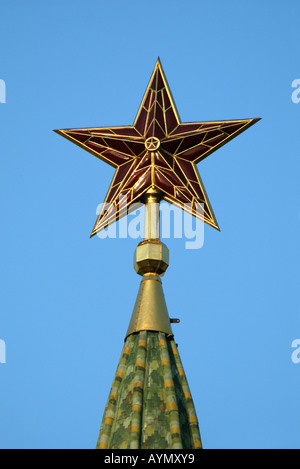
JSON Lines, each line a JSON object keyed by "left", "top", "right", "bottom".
{"left": 0, "top": 0, "right": 299, "bottom": 449}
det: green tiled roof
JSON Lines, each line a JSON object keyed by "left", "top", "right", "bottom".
{"left": 97, "top": 330, "right": 202, "bottom": 449}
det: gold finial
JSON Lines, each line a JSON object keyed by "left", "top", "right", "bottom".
{"left": 126, "top": 188, "right": 173, "bottom": 338}
{"left": 125, "top": 273, "right": 173, "bottom": 339}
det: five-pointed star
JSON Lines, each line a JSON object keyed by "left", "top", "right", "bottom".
{"left": 55, "top": 59, "right": 260, "bottom": 237}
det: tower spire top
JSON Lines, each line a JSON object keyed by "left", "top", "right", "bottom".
{"left": 55, "top": 59, "right": 260, "bottom": 450}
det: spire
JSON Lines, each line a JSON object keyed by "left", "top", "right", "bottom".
{"left": 55, "top": 59, "right": 260, "bottom": 450}
{"left": 97, "top": 331, "right": 202, "bottom": 449}
{"left": 97, "top": 190, "right": 202, "bottom": 449}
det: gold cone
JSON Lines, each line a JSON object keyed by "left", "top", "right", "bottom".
{"left": 125, "top": 273, "right": 173, "bottom": 339}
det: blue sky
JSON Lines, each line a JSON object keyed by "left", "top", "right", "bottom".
{"left": 0, "top": 0, "right": 299, "bottom": 449}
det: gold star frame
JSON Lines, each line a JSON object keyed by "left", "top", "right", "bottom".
{"left": 55, "top": 59, "right": 260, "bottom": 237}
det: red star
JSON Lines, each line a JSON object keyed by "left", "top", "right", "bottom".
{"left": 55, "top": 59, "right": 260, "bottom": 237}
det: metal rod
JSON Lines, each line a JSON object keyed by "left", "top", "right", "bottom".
{"left": 144, "top": 190, "right": 161, "bottom": 240}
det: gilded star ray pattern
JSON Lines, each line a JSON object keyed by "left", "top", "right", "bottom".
{"left": 55, "top": 59, "right": 260, "bottom": 237}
